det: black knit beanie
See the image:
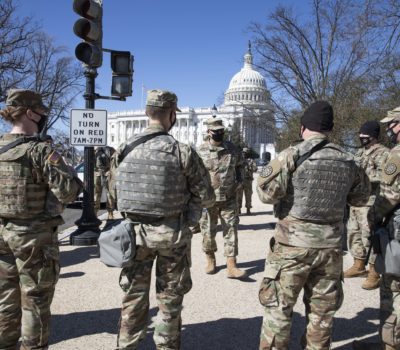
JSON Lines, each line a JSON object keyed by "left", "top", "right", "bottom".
{"left": 300, "top": 101, "right": 334, "bottom": 132}
{"left": 359, "top": 120, "right": 380, "bottom": 138}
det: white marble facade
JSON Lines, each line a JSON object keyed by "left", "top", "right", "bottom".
{"left": 108, "top": 44, "right": 275, "bottom": 158}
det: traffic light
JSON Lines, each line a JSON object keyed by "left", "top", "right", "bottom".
{"left": 111, "top": 50, "right": 134, "bottom": 97}
{"left": 73, "top": 0, "right": 103, "bottom": 67}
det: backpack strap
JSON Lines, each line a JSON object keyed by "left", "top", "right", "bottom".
{"left": 295, "top": 139, "right": 329, "bottom": 168}
{"left": 0, "top": 136, "right": 45, "bottom": 155}
{"left": 119, "top": 131, "right": 168, "bottom": 161}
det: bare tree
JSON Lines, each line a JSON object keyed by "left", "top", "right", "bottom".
{"left": 249, "top": 0, "right": 400, "bottom": 147}
{"left": 0, "top": 0, "right": 37, "bottom": 102}
{"left": 24, "top": 32, "right": 83, "bottom": 131}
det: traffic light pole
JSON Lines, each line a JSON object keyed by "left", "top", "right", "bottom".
{"left": 70, "top": 67, "right": 102, "bottom": 245}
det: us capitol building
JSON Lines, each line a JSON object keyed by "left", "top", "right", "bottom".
{"left": 107, "top": 44, "right": 275, "bottom": 157}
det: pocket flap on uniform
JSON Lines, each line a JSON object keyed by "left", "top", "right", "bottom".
{"left": 263, "top": 263, "right": 280, "bottom": 280}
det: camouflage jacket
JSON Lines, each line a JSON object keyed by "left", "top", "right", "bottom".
{"left": 257, "top": 135, "right": 370, "bottom": 248}
{"left": 94, "top": 147, "right": 113, "bottom": 175}
{"left": 354, "top": 143, "right": 389, "bottom": 206}
{"left": 373, "top": 144, "right": 400, "bottom": 240}
{"left": 110, "top": 124, "right": 215, "bottom": 249}
{"left": 197, "top": 140, "right": 243, "bottom": 202}
{"left": 0, "top": 133, "right": 83, "bottom": 226}
{"left": 243, "top": 158, "right": 258, "bottom": 181}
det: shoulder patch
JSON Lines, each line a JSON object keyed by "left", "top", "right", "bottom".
{"left": 47, "top": 151, "right": 62, "bottom": 165}
{"left": 384, "top": 162, "right": 397, "bottom": 176}
{"left": 257, "top": 158, "right": 282, "bottom": 188}
{"left": 382, "top": 152, "right": 400, "bottom": 185}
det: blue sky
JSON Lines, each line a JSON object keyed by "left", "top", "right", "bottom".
{"left": 17, "top": 0, "right": 305, "bottom": 113}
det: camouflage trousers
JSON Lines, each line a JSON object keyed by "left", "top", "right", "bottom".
{"left": 200, "top": 199, "right": 239, "bottom": 257}
{"left": 0, "top": 221, "right": 60, "bottom": 350}
{"left": 347, "top": 206, "right": 375, "bottom": 264}
{"left": 117, "top": 244, "right": 192, "bottom": 350}
{"left": 380, "top": 274, "right": 400, "bottom": 348}
{"left": 237, "top": 180, "right": 253, "bottom": 210}
{"left": 94, "top": 173, "right": 115, "bottom": 211}
{"left": 259, "top": 241, "right": 343, "bottom": 350}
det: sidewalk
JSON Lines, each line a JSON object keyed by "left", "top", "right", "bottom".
{"left": 52, "top": 180, "right": 379, "bottom": 349}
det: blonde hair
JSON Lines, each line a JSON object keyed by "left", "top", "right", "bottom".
{"left": 0, "top": 106, "right": 27, "bottom": 123}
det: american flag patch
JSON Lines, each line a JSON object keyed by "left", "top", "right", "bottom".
{"left": 48, "top": 151, "right": 61, "bottom": 165}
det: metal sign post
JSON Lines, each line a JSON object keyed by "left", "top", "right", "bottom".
{"left": 70, "top": 68, "right": 102, "bottom": 245}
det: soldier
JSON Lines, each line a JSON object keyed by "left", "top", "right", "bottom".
{"left": 94, "top": 145, "right": 115, "bottom": 220}
{"left": 237, "top": 147, "right": 258, "bottom": 215}
{"left": 0, "top": 89, "right": 82, "bottom": 350}
{"left": 111, "top": 89, "right": 215, "bottom": 350}
{"left": 354, "top": 107, "right": 400, "bottom": 350}
{"left": 257, "top": 101, "right": 370, "bottom": 349}
{"left": 197, "top": 118, "right": 246, "bottom": 278}
{"left": 344, "top": 121, "right": 389, "bottom": 290}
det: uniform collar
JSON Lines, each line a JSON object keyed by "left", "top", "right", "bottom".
{"left": 144, "top": 124, "right": 167, "bottom": 134}
{"left": 364, "top": 142, "right": 383, "bottom": 156}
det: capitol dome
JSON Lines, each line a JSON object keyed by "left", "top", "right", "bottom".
{"left": 224, "top": 43, "right": 269, "bottom": 106}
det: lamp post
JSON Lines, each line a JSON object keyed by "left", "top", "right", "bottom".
{"left": 228, "top": 119, "right": 233, "bottom": 141}
{"left": 211, "top": 104, "right": 218, "bottom": 118}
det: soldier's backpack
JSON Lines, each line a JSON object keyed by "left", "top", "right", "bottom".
{"left": 98, "top": 218, "right": 135, "bottom": 268}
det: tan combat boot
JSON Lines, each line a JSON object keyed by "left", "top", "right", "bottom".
{"left": 226, "top": 257, "right": 247, "bottom": 279}
{"left": 361, "top": 264, "right": 381, "bottom": 290}
{"left": 344, "top": 258, "right": 367, "bottom": 278}
{"left": 205, "top": 253, "right": 216, "bottom": 274}
{"left": 107, "top": 210, "right": 114, "bottom": 220}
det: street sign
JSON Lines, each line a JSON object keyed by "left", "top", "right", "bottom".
{"left": 70, "top": 109, "right": 107, "bottom": 146}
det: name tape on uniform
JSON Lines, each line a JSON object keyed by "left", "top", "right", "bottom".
{"left": 70, "top": 109, "right": 107, "bottom": 146}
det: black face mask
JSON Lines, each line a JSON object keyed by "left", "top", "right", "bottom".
{"left": 359, "top": 136, "right": 372, "bottom": 147}
{"left": 387, "top": 124, "right": 399, "bottom": 144}
{"left": 35, "top": 112, "right": 48, "bottom": 134}
{"left": 168, "top": 112, "right": 176, "bottom": 131}
{"left": 210, "top": 131, "right": 224, "bottom": 142}
{"left": 298, "top": 128, "right": 304, "bottom": 140}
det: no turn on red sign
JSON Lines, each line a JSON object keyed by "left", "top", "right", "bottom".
{"left": 70, "top": 109, "right": 107, "bottom": 146}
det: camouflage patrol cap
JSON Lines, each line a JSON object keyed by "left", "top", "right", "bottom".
{"left": 5, "top": 89, "right": 48, "bottom": 111}
{"left": 205, "top": 117, "right": 225, "bottom": 131}
{"left": 146, "top": 89, "right": 181, "bottom": 112}
{"left": 381, "top": 106, "right": 400, "bottom": 124}
{"left": 242, "top": 147, "right": 250, "bottom": 153}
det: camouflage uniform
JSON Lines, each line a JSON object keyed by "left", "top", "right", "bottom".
{"left": 368, "top": 108, "right": 400, "bottom": 349}
{"left": 0, "top": 132, "right": 82, "bottom": 350}
{"left": 198, "top": 139, "right": 243, "bottom": 257}
{"left": 257, "top": 134, "right": 370, "bottom": 350}
{"left": 94, "top": 146, "right": 115, "bottom": 214}
{"left": 347, "top": 144, "right": 389, "bottom": 263}
{"left": 112, "top": 90, "right": 215, "bottom": 350}
{"left": 237, "top": 157, "right": 257, "bottom": 213}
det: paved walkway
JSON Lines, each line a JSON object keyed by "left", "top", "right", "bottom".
{"left": 51, "top": 180, "right": 380, "bottom": 349}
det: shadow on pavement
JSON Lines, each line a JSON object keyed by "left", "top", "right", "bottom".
{"left": 49, "top": 305, "right": 379, "bottom": 349}
{"left": 60, "top": 246, "right": 99, "bottom": 268}
{"left": 50, "top": 308, "right": 158, "bottom": 345}
{"left": 333, "top": 307, "right": 379, "bottom": 349}
{"left": 237, "top": 258, "right": 265, "bottom": 278}
{"left": 242, "top": 210, "right": 273, "bottom": 216}
{"left": 239, "top": 222, "right": 276, "bottom": 231}
{"left": 59, "top": 271, "right": 85, "bottom": 279}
